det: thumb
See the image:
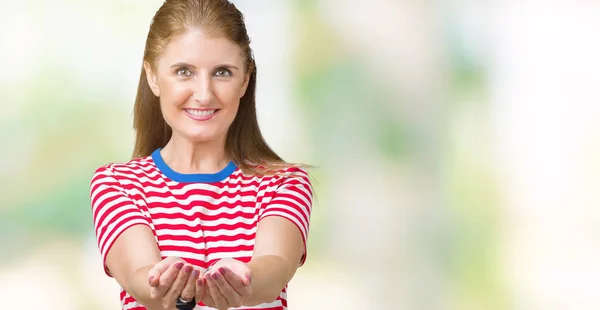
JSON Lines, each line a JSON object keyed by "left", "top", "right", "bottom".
{"left": 147, "top": 258, "right": 173, "bottom": 287}
{"left": 242, "top": 270, "right": 252, "bottom": 286}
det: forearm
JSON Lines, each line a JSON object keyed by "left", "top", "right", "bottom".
{"left": 245, "top": 255, "right": 296, "bottom": 305}
{"left": 125, "top": 265, "right": 164, "bottom": 310}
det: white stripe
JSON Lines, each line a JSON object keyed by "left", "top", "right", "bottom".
{"left": 152, "top": 216, "right": 257, "bottom": 227}
{"left": 265, "top": 198, "right": 309, "bottom": 229}
{"left": 115, "top": 174, "right": 165, "bottom": 186}
{"left": 93, "top": 193, "right": 134, "bottom": 229}
{"left": 279, "top": 289, "right": 288, "bottom": 300}
{"left": 290, "top": 181, "right": 312, "bottom": 200}
{"left": 204, "top": 227, "right": 258, "bottom": 237}
{"left": 256, "top": 184, "right": 280, "bottom": 197}
{"left": 159, "top": 250, "right": 207, "bottom": 261}
{"left": 179, "top": 182, "right": 261, "bottom": 193}
{"left": 113, "top": 167, "right": 163, "bottom": 178}
{"left": 238, "top": 299, "right": 282, "bottom": 309}
{"left": 206, "top": 250, "right": 254, "bottom": 261}
{"left": 122, "top": 292, "right": 283, "bottom": 309}
{"left": 121, "top": 181, "right": 262, "bottom": 195}
{"left": 157, "top": 239, "right": 206, "bottom": 249}
{"left": 100, "top": 218, "right": 148, "bottom": 257}
{"left": 90, "top": 174, "right": 117, "bottom": 196}
{"left": 98, "top": 209, "right": 144, "bottom": 248}
{"left": 122, "top": 301, "right": 138, "bottom": 310}
{"left": 205, "top": 238, "right": 255, "bottom": 248}
{"left": 149, "top": 204, "right": 258, "bottom": 216}
{"left": 146, "top": 194, "right": 257, "bottom": 206}
{"left": 91, "top": 188, "right": 121, "bottom": 211}
{"left": 156, "top": 227, "right": 257, "bottom": 238}
{"left": 158, "top": 238, "right": 254, "bottom": 250}
{"left": 112, "top": 163, "right": 156, "bottom": 173}
{"left": 274, "top": 189, "right": 312, "bottom": 211}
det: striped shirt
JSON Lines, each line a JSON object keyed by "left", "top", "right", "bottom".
{"left": 90, "top": 148, "right": 312, "bottom": 310}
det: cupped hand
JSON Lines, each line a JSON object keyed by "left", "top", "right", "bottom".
{"left": 198, "top": 258, "right": 252, "bottom": 309}
{"left": 147, "top": 257, "right": 202, "bottom": 309}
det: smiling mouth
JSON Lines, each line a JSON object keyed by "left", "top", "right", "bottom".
{"left": 184, "top": 109, "right": 218, "bottom": 116}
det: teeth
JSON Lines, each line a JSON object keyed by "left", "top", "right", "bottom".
{"left": 186, "top": 109, "right": 216, "bottom": 116}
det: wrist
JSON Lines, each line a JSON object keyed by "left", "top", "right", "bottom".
{"left": 128, "top": 265, "right": 163, "bottom": 309}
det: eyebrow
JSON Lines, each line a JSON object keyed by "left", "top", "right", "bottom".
{"left": 170, "top": 62, "right": 196, "bottom": 69}
{"left": 169, "top": 62, "right": 240, "bottom": 70}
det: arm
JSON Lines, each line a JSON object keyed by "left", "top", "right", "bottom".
{"left": 91, "top": 167, "right": 191, "bottom": 309}
{"left": 201, "top": 215, "right": 306, "bottom": 308}
{"left": 201, "top": 169, "right": 313, "bottom": 309}
{"left": 246, "top": 169, "right": 312, "bottom": 304}
{"left": 244, "top": 216, "right": 305, "bottom": 305}
{"left": 105, "top": 225, "right": 164, "bottom": 309}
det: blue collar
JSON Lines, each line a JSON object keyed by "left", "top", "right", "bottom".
{"left": 151, "top": 148, "right": 237, "bottom": 183}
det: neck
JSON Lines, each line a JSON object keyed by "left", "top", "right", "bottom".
{"left": 160, "top": 133, "right": 229, "bottom": 174}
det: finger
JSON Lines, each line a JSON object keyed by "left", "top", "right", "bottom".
{"left": 157, "top": 261, "right": 185, "bottom": 295}
{"left": 195, "top": 277, "right": 211, "bottom": 306}
{"left": 219, "top": 267, "right": 251, "bottom": 296}
{"left": 209, "top": 270, "right": 242, "bottom": 307}
{"left": 148, "top": 260, "right": 172, "bottom": 287}
{"left": 206, "top": 273, "right": 231, "bottom": 309}
{"left": 180, "top": 268, "right": 200, "bottom": 302}
{"left": 164, "top": 263, "right": 193, "bottom": 300}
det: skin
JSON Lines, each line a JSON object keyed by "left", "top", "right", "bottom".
{"left": 105, "top": 28, "right": 305, "bottom": 310}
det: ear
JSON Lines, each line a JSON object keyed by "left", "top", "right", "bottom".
{"left": 144, "top": 61, "right": 160, "bottom": 97}
{"left": 239, "top": 71, "right": 251, "bottom": 98}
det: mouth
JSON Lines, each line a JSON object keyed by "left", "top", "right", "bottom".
{"left": 184, "top": 108, "right": 219, "bottom": 120}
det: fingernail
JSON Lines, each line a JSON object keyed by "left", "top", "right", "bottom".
{"left": 191, "top": 270, "right": 199, "bottom": 277}
{"left": 183, "top": 265, "right": 193, "bottom": 273}
{"left": 174, "top": 262, "right": 184, "bottom": 270}
{"left": 218, "top": 267, "right": 226, "bottom": 274}
{"left": 197, "top": 279, "right": 203, "bottom": 286}
{"left": 211, "top": 273, "right": 219, "bottom": 280}
{"left": 149, "top": 276, "right": 155, "bottom": 282}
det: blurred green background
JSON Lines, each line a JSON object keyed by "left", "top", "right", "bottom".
{"left": 1, "top": 1, "right": 600, "bottom": 309}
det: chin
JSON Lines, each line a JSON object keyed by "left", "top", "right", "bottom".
{"left": 183, "top": 131, "right": 223, "bottom": 143}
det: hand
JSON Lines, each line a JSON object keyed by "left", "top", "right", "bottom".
{"left": 199, "top": 258, "right": 252, "bottom": 310}
{"left": 147, "top": 257, "right": 200, "bottom": 309}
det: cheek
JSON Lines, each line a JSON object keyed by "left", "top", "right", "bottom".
{"left": 214, "top": 83, "right": 242, "bottom": 110}
{"left": 160, "top": 79, "right": 193, "bottom": 107}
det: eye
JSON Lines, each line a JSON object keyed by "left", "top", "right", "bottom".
{"left": 214, "top": 68, "right": 232, "bottom": 78}
{"left": 175, "top": 67, "right": 193, "bottom": 77}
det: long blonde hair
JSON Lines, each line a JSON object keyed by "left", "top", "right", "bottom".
{"left": 132, "top": 0, "right": 295, "bottom": 175}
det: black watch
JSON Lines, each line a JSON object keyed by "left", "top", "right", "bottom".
{"left": 175, "top": 297, "right": 196, "bottom": 310}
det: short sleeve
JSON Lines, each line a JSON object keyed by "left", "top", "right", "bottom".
{"left": 90, "top": 165, "right": 151, "bottom": 276}
{"left": 259, "top": 167, "right": 313, "bottom": 265}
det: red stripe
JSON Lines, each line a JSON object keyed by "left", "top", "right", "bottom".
{"left": 145, "top": 199, "right": 260, "bottom": 211}
{"left": 151, "top": 209, "right": 258, "bottom": 221}
{"left": 127, "top": 187, "right": 265, "bottom": 200}
{"left": 264, "top": 202, "right": 310, "bottom": 227}
{"left": 159, "top": 244, "right": 255, "bottom": 253}
{"left": 155, "top": 221, "right": 259, "bottom": 232}
{"left": 92, "top": 190, "right": 132, "bottom": 220}
{"left": 157, "top": 232, "right": 255, "bottom": 243}
{"left": 98, "top": 213, "right": 148, "bottom": 252}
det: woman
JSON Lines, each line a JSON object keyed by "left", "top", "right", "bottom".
{"left": 89, "top": 0, "right": 312, "bottom": 309}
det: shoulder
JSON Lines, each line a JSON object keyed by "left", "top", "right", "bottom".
{"left": 240, "top": 164, "right": 311, "bottom": 183}
{"left": 91, "top": 156, "right": 154, "bottom": 185}
{"left": 266, "top": 165, "right": 313, "bottom": 196}
{"left": 278, "top": 166, "right": 311, "bottom": 184}
{"left": 92, "top": 156, "right": 154, "bottom": 177}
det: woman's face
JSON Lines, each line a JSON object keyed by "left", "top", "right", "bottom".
{"left": 145, "top": 29, "right": 249, "bottom": 144}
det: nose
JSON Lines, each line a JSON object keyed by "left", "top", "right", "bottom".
{"left": 192, "top": 73, "right": 214, "bottom": 105}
